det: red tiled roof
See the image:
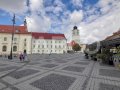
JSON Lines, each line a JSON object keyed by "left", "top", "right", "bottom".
{"left": 32, "top": 32, "right": 66, "bottom": 40}
{"left": 67, "top": 40, "right": 76, "bottom": 46}
{"left": 71, "top": 40, "right": 76, "bottom": 46}
{"left": 0, "top": 25, "right": 29, "bottom": 34}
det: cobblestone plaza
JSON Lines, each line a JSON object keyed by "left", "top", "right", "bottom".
{"left": 0, "top": 53, "right": 120, "bottom": 90}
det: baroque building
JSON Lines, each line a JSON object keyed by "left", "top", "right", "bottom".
{"left": 0, "top": 25, "right": 32, "bottom": 55}
{"left": 0, "top": 24, "right": 67, "bottom": 55}
{"left": 32, "top": 32, "right": 67, "bottom": 54}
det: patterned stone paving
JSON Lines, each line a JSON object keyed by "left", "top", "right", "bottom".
{"left": 62, "top": 66, "right": 85, "bottom": 72}
{"left": 0, "top": 66, "right": 18, "bottom": 72}
{"left": 0, "top": 54, "right": 120, "bottom": 90}
{"left": 0, "top": 80, "right": 19, "bottom": 90}
{"left": 99, "top": 83, "right": 120, "bottom": 90}
{"left": 99, "top": 69, "right": 120, "bottom": 78}
{"left": 30, "top": 73, "right": 76, "bottom": 90}
{"left": 28, "top": 62, "right": 41, "bottom": 65}
{"left": 44, "top": 60, "right": 52, "bottom": 62}
{"left": 41, "top": 64, "right": 58, "bottom": 68}
{"left": 74, "top": 62, "right": 89, "bottom": 65}
{"left": 55, "top": 60, "right": 68, "bottom": 63}
{"left": 0, "top": 64, "right": 7, "bottom": 66}
{"left": 9, "top": 69, "right": 39, "bottom": 79}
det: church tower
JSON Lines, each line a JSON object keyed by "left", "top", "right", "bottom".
{"left": 72, "top": 26, "right": 80, "bottom": 44}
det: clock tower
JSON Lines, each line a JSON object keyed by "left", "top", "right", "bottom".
{"left": 72, "top": 26, "right": 80, "bottom": 44}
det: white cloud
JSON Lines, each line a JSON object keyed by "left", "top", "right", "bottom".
{"left": 0, "top": 0, "right": 27, "bottom": 14}
{"left": 96, "top": 0, "right": 120, "bottom": 14}
{"left": 45, "top": 0, "right": 65, "bottom": 16}
{"left": 0, "top": 0, "right": 120, "bottom": 45}
{"left": 26, "top": 14, "right": 51, "bottom": 32}
{"left": 30, "top": 0, "right": 43, "bottom": 12}
{"left": 71, "top": 0, "right": 83, "bottom": 7}
{"left": 79, "top": 2, "right": 120, "bottom": 44}
{"left": 26, "top": 0, "right": 51, "bottom": 32}
{"left": 69, "top": 10, "right": 83, "bottom": 24}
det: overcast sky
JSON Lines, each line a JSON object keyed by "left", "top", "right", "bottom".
{"left": 0, "top": 0, "right": 120, "bottom": 44}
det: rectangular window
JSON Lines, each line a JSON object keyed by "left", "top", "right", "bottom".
{"left": 55, "top": 45, "right": 57, "bottom": 48}
{"left": 33, "top": 45, "right": 35, "bottom": 48}
{"left": 14, "top": 38, "right": 17, "bottom": 41}
{"left": 24, "top": 43, "right": 26, "bottom": 47}
{"left": 4, "top": 37, "right": 7, "bottom": 41}
{"left": 59, "top": 45, "right": 61, "bottom": 48}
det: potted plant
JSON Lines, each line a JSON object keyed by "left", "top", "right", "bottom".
{"left": 98, "top": 48, "right": 113, "bottom": 64}
{"left": 90, "top": 53, "right": 97, "bottom": 61}
{"left": 96, "top": 53, "right": 103, "bottom": 62}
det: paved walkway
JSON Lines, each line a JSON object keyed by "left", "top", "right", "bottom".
{"left": 0, "top": 53, "right": 120, "bottom": 90}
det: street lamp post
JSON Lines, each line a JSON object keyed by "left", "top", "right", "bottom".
{"left": 9, "top": 14, "right": 15, "bottom": 59}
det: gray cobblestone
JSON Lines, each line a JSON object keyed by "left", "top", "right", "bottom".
{"left": 99, "top": 69, "right": 120, "bottom": 78}
{"left": 30, "top": 73, "right": 76, "bottom": 90}
{"left": 0, "top": 66, "right": 18, "bottom": 72}
{"left": 74, "top": 62, "right": 89, "bottom": 65}
{"left": 41, "top": 64, "right": 58, "bottom": 68}
{"left": 9, "top": 69, "right": 39, "bottom": 79}
{"left": 62, "top": 66, "right": 85, "bottom": 72}
{"left": 54, "top": 60, "right": 68, "bottom": 63}
{"left": 99, "top": 83, "right": 120, "bottom": 90}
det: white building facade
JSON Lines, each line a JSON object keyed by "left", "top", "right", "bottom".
{"left": 32, "top": 33, "right": 67, "bottom": 54}
{"left": 0, "top": 25, "right": 32, "bottom": 55}
{"left": 0, "top": 25, "right": 67, "bottom": 55}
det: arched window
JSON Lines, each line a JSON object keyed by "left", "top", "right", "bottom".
{"left": 2, "top": 46, "right": 7, "bottom": 52}
{"left": 13, "top": 46, "right": 17, "bottom": 52}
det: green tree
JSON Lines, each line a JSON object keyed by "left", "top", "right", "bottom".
{"left": 72, "top": 43, "right": 81, "bottom": 51}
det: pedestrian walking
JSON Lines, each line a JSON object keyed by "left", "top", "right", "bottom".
{"left": 19, "top": 53, "right": 23, "bottom": 61}
{"left": 23, "top": 49, "right": 27, "bottom": 61}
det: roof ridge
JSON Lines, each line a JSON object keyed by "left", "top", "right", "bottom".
{"left": 32, "top": 32, "right": 64, "bottom": 35}
{"left": 0, "top": 24, "right": 26, "bottom": 27}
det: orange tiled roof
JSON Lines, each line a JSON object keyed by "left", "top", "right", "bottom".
{"left": 0, "top": 25, "right": 30, "bottom": 34}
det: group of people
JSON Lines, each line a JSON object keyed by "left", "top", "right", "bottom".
{"left": 19, "top": 50, "right": 27, "bottom": 61}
